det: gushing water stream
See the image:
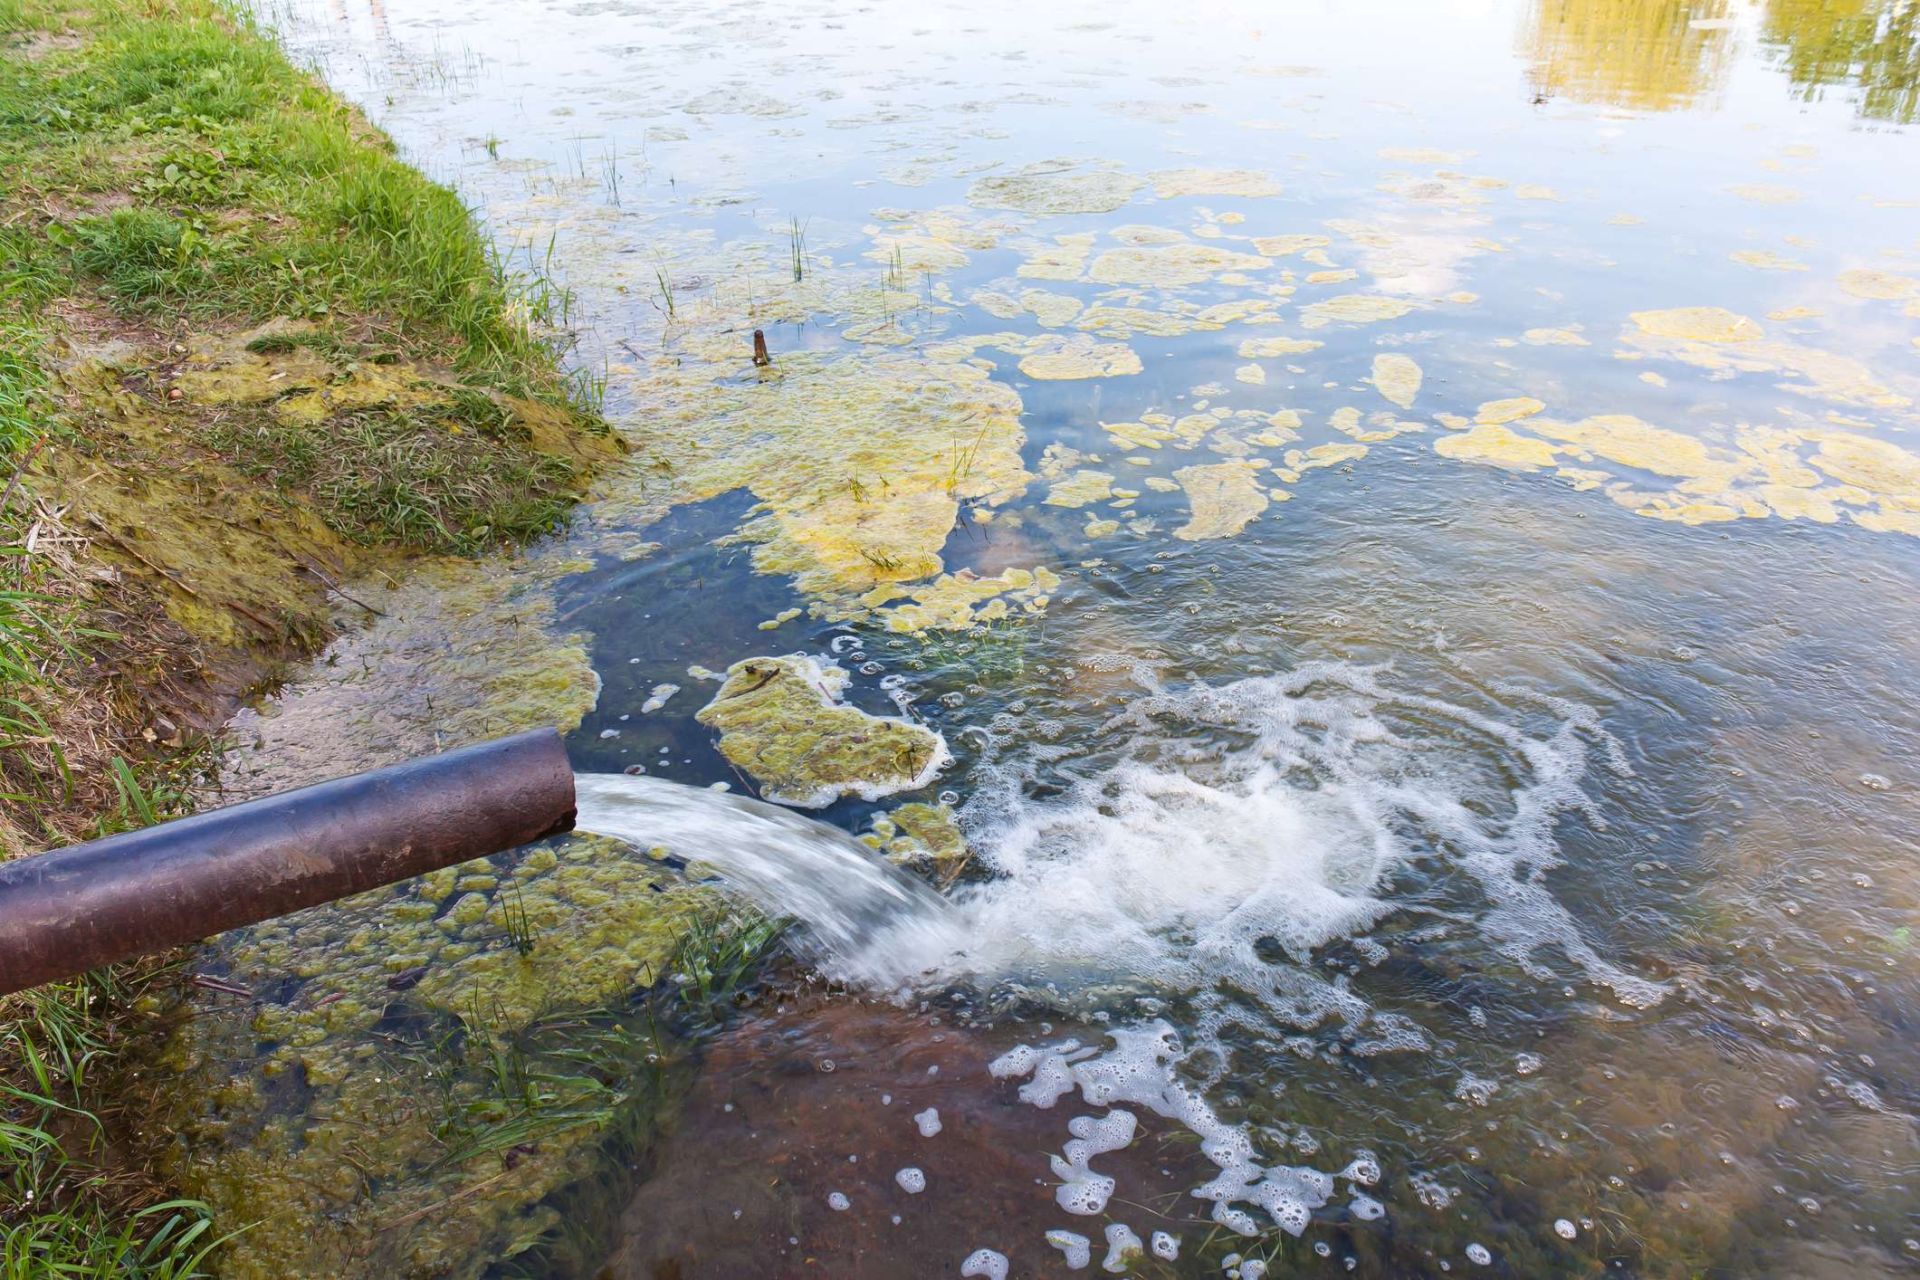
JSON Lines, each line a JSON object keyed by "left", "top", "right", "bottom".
{"left": 573, "top": 772, "right": 952, "bottom": 962}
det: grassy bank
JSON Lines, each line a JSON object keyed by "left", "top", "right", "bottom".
{"left": 0, "top": 0, "right": 617, "bottom": 1269}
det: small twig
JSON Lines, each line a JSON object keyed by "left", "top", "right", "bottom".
{"left": 296, "top": 558, "right": 387, "bottom": 617}
{"left": 191, "top": 974, "right": 254, "bottom": 998}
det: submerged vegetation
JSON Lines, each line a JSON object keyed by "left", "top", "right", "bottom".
{"left": 0, "top": 0, "right": 619, "bottom": 1268}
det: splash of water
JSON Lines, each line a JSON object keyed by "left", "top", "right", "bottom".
{"left": 572, "top": 772, "right": 951, "bottom": 961}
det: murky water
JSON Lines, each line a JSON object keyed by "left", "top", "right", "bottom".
{"left": 184, "top": 0, "right": 1920, "bottom": 1275}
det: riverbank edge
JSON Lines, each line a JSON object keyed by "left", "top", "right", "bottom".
{"left": 0, "top": 0, "right": 618, "bottom": 1268}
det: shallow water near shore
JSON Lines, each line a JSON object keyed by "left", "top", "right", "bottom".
{"left": 184, "top": 0, "right": 1920, "bottom": 1274}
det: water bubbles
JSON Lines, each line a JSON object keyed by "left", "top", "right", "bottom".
{"left": 859, "top": 661, "right": 884, "bottom": 676}
{"left": 1858, "top": 772, "right": 1891, "bottom": 791}
{"left": 913, "top": 1107, "right": 942, "bottom": 1137}
{"left": 1102, "top": 1223, "right": 1144, "bottom": 1272}
{"left": 1045, "top": 1229, "right": 1091, "bottom": 1268}
{"left": 1796, "top": 1196, "right": 1821, "bottom": 1215}
{"left": 1151, "top": 1231, "right": 1179, "bottom": 1260}
{"left": 1339, "top": 1152, "right": 1381, "bottom": 1186}
{"left": 1350, "top": 1194, "right": 1386, "bottom": 1221}
{"left": 1454, "top": 1073, "right": 1499, "bottom": 1107}
{"left": 895, "top": 1166, "right": 926, "bottom": 1194}
{"left": 826, "top": 1191, "right": 850, "bottom": 1211}
{"left": 1554, "top": 1218, "right": 1578, "bottom": 1239}
{"left": 1315, "top": 1241, "right": 1332, "bottom": 1257}
{"left": 960, "top": 1248, "right": 1008, "bottom": 1280}
{"left": 1466, "top": 1243, "right": 1492, "bottom": 1265}
{"left": 1515, "top": 1052, "right": 1543, "bottom": 1076}
{"left": 818, "top": 1059, "right": 835, "bottom": 1073}
{"left": 938, "top": 790, "right": 960, "bottom": 806}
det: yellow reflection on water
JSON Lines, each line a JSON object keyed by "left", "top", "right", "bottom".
{"left": 1761, "top": 0, "right": 1920, "bottom": 124}
{"left": 1521, "top": 0, "right": 1737, "bottom": 112}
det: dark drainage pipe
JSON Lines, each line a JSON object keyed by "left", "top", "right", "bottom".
{"left": 0, "top": 728, "right": 575, "bottom": 997}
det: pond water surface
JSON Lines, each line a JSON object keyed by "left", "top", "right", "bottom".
{"left": 181, "top": 0, "right": 1920, "bottom": 1275}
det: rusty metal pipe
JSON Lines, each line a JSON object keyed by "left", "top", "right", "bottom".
{"left": 0, "top": 729, "right": 575, "bottom": 997}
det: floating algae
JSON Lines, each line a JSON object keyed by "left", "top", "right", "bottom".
{"left": 1017, "top": 232, "right": 1098, "bottom": 280}
{"left": 1435, "top": 422, "right": 1560, "bottom": 470}
{"left": 1015, "top": 335, "right": 1144, "bottom": 380}
{"left": 864, "top": 801, "right": 971, "bottom": 880}
{"left": 1045, "top": 469, "right": 1117, "bottom": 508}
{"left": 1624, "top": 308, "right": 1912, "bottom": 410}
{"left": 1730, "top": 249, "right": 1809, "bottom": 272}
{"left": 1521, "top": 326, "right": 1590, "bottom": 346}
{"left": 1727, "top": 183, "right": 1803, "bottom": 203}
{"left": 1476, "top": 396, "right": 1547, "bottom": 425}
{"left": 1251, "top": 233, "right": 1332, "bottom": 256}
{"left": 1172, "top": 461, "right": 1271, "bottom": 540}
{"left": 1148, "top": 167, "right": 1284, "bottom": 199}
{"left": 969, "top": 162, "right": 1146, "bottom": 214}
{"left": 1085, "top": 243, "right": 1272, "bottom": 287}
{"left": 695, "top": 654, "right": 949, "bottom": 807}
{"left": 1238, "top": 336, "right": 1324, "bottom": 358}
{"left": 1299, "top": 294, "right": 1418, "bottom": 329}
{"left": 1837, "top": 268, "right": 1920, "bottom": 300}
{"left": 1370, "top": 353, "right": 1422, "bottom": 408}
{"left": 671, "top": 350, "right": 1031, "bottom": 603}
{"left": 860, "top": 565, "right": 1060, "bottom": 633}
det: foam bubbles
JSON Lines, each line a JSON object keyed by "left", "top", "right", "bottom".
{"left": 1046, "top": 1229, "right": 1092, "bottom": 1268}
{"left": 1151, "top": 1230, "right": 1180, "bottom": 1260}
{"left": 1466, "top": 1243, "right": 1492, "bottom": 1265}
{"left": 960, "top": 1248, "right": 1008, "bottom": 1280}
{"left": 1102, "top": 1223, "right": 1144, "bottom": 1272}
{"left": 827, "top": 1191, "right": 849, "bottom": 1211}
{"left": 913, "top": 1107, "right": 942, "bottom": 1137}
{"left": 894, "top": 1166, "right": 926, "bottom": 1194}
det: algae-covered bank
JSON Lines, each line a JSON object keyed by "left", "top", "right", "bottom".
{"left": 0, "top": 0, "right": 617, "bottom": 1268}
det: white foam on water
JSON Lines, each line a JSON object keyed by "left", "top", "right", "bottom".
{"left": 1046, "top": 1229, "right": 1092, "bottom": 1268}
{"left": 894, "top": 1166, "right": 926, "bottom": 1194}
{"left": 839, "top": 661, "right": 1665, "bottom": 1022}
{"left": 1151, "top": 1230, "right": 1179, "bottom": 1260}
{"left": 1102, "top": 1224, "right": 1143, "bottom": 1273}
{"left": 960, "top": 1247, "right": 1008, "bottom": 1279}
{"left": 913, "top": 1106, "right": 942, "bottom": 1137}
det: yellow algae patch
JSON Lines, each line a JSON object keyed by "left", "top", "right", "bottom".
{"left": 969, "top": 163, "right": 1145, "bottom": 214}
{"left": 1522, "top": 327, "right": 1590, "bottom": 346}
{"left": 1476, "top": 396, "right": 1546, "bottom": 425}
{"left": 1609, "top": 213, "right": 1645, "bottom": 226}
{"left": 1514, "top": 185, "right": 1561, "bottom": 200}
{"left": 1236, "top": 363, "right": 1267, "bottom": 385}
{"left": 1252, "top": 234, "right": 1332, "bottom": 257}
{"left": 696, "top": 655, "right": 948, "bottom": 807}
{"left": 1144, "top": 476, "right": 1181, "bottom": 493}
{"left": 864, "top": 232, "right": 970, "bottom": 274}
{"left": 1728, "top": 184, "right": 1803, "bottom": 204}
{"left": 1804, "top": 431, "right": 1920, "bottom": 495}
{"left": 1019, "top": 232, "right": 1097, "bottom": 280}
{"left": 1086, "top": 243, "right": 1271, "bottom": 286}
{"left": 1084, "top": 516, "right": 1120, "bottom": 537}
{"left": 1300, "top": 294, "right": 1417, "bottom": 329}
{"left": 1378, "top": 147, "right": 1468, "bottom": 165}
{"left": 1021, "top": 289, "right": 1084, "bottom": 327}
{"left": 1172, "top": 461, "right": 1269, "bottom": 540}
{"left": 1103, "top": 420, "right": 1177, "bottom": 451}
{"left": 678, "top": 351, "right": 1028, "bottom": 601}
{"left": 1630, "top": 307, "right": 1764, "bottom": 343}
{"left": 1370, "top": 353, "right": 1422, "bottom": 408}
{"left": 1529, "top": 414, "right": 1748, "bottom": 487}
{"left": 864, "top": 565, "right": 1060, "bottom": 633}
{"left": 1016, "top": 334, "right": 1143, "bottom": 380}
{"left": 1838, "top": 269, "right": 1920, "bottom": 301}
{"left": 1045, "top": 469, "right": 1116, "bottom": 507}
{"left": 1109, "top": 224, "right": 1191, "bottom": 246}
{"left": 1306, "top": 269, "right": 1358, "bottom": 284}
{"left": 1150, "top": 168, "right": 1284, "bottom": 199}
{"left": 1768, "top": 305, "right": 1823, "bottom": 320}
{"left": 758, "top": 608, "right": 803, "bottom": 631}
{"left": 1730, "top": 249, "right": 1808, "bottom": 272}
{"left": 1074, "top": 305, "right": 1207, "bottom": 339}
{"left": 1435, "top": 423, "right": 1558, "bottom": 470}
{"left": 1624, "top": 311, "right": 1911, "bottom": 410}
{"left": 1639, "top": 371, "right": 1668, "bottom": 386}
{"left": 1238, "top": 336, "right": 1324, "bottom": 358}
